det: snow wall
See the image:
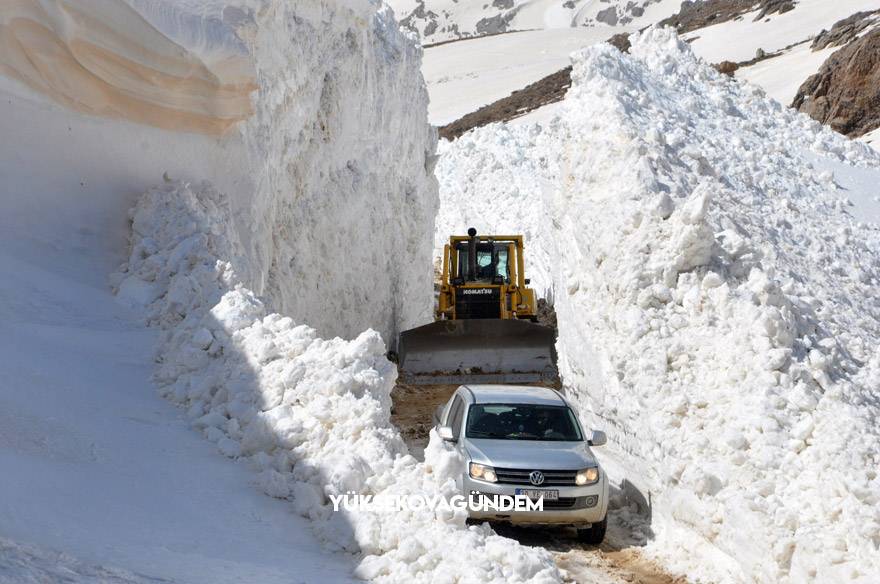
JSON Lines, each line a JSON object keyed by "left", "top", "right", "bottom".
{"left": 1, "top": 0, "right": 437, "bottom": 342}
{"left": 436, "top": 28, "right": 880, "bottom": 584}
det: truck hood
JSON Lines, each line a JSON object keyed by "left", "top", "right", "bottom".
{"left": 464, "top": 439, "right": 597, "bottom": 469}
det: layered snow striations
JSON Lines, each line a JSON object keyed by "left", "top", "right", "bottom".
{"left": 0, "top": 0, "right": 256, "bottom": 135}
{"left": 437, "top": 28, "right": 880, "bottom": 584}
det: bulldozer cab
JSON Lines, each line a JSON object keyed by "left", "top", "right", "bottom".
{"left": 397, "top": 228, "right": 556, "bottom": 385}
{"left": 452, "top": 240, "right": 510, "bottom": 284}
{"left": 438, "top": 229, "right": 537, "bottom": 321}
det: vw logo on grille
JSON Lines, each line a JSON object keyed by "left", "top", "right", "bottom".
{"left": 529, "top": 471, "right": 545, "bottom": 486}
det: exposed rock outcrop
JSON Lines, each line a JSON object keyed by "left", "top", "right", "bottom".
{"left": 792, "top": 28, "right": 880, "bottom": 137}
{"left": 660, "top": 0, "right": 795, "bottom": 34}
{"left": 608, "top": 32, "right": 633, "bottom": 54}
{"left": 715, "top": 60, "right": 739, "bottom": 76}
{"left": 439, "top": 66, "right": 572, "bottom": 140}
{"left": 811, "top": 10, "right": 880, "bottom": 50}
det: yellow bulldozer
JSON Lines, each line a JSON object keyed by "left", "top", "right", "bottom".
{"left": 397, "top": 228, "right": 557, "bottom": 385}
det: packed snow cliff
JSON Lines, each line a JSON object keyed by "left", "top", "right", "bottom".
{"left": 436, "top": 28, "right": 880, "bottom": 584}
{"left": 0, "top": 0, "right": 256, "bottom": 135}
{"left": 2, "top": 0, "right": 437, "bottom": 344}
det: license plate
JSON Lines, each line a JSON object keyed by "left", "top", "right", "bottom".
{"left": 515, "top": 488, "right": 559, "bottom": 501}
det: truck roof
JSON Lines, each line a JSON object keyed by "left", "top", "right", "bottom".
{"left": 462, "top": 384, "right": 565, "bottom": 406}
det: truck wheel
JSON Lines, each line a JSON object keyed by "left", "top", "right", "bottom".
{"left": 576, "top": 516, "right": 607, "bottom": 545}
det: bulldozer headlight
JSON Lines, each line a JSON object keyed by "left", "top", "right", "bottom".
{"left": 469, "top": 463, "right": 497, "bottom": 483}
{"left": 576, "top": 467, "right": 599, "bottom": 486}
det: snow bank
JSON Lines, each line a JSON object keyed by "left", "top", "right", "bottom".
{"left": 114, "top": 180, "right": 561, "bottom": 583}
{"left": 1, "top": 0, "right": 436, "bottom": 343}
{"left": 437, "top": 28, "right": 880, "bottom": 584}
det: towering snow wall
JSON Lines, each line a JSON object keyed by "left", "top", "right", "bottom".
{"left": 0, "top": 0, "right": 438, "bottom": 342}
{"left": 436, "top": 28, "right": 880, "bottom": 584}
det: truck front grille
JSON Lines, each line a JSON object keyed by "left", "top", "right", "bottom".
{"left": 494, "top": 468, "right": 579, "bottom": 487}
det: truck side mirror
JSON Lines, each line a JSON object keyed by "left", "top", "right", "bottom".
{"left": 588, "top": 430, "right": 607, "bottom": 446}
{"left": 438, "top": 426, "right": 455, "bottom": 441}
{"left": 524, "top": 278, "right": 531, "bottom": 285}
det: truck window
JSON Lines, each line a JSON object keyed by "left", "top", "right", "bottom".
{"left": 446, "top": 395, "right": 463, "bottom": 434}
{"left": 451, "top": 396, "right": 465, "bottom": 440}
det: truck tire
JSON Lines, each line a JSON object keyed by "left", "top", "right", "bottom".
{"left": 576, "top": 515, "right": 607, "bottom": 544}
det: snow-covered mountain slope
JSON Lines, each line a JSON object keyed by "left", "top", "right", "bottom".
{"left": 423, "top": 27, "right": 625, "bottom": 124}
{"left": 435, "top": 28, "right": 880, "bottom": 584}
{"left": 682, "top": 0, "right": 880, "bottom": 110}
{"left": 420, "top": 0, "right": 880, "bottom": 136}
{"left": 734, "top": 41, "right": 837, "bottom": 105}
{"left": 684, "top": 0, "right": 880, "bottom": 63}
{"left": 390, "top": 0, "right": 876, "bottom": 48}
{"left": 388, "top": 0, "right": 682, "bottom": 43}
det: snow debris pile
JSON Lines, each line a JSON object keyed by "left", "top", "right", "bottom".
{"left": 437, "top": 28, "right": 880, "bottom": 584}
{"left": 113, "top": 181, "right": 561, "bottom": 584}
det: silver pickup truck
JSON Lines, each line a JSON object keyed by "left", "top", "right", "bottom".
{"left": 434, "top": 384, "right": 609, "bottom": 543}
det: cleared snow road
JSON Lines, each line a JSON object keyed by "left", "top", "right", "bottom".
{"left": 0, "top": 248, "right": 358, "bottom": 583}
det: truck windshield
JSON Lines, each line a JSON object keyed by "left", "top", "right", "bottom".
{"left": 465, "top": 404, "right": 583, "bottom": 441}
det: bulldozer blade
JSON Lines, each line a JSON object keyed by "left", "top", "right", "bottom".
{"left": 397, "top": 320, "right": 558, "bottom": 385}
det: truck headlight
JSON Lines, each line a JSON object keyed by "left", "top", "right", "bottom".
{"left": 576, "top": 467, "right": 599, "bottom": 485}
{"left": 469, "top": 463, "right": 497, "bottom": 483}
